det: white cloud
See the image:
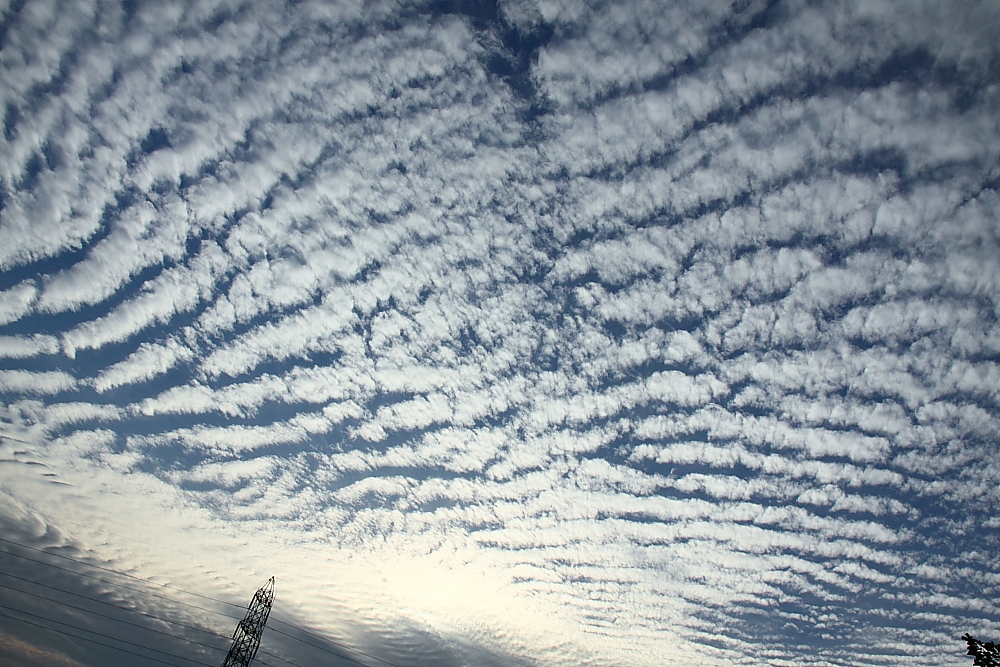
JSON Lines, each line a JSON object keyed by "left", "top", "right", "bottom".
{"left": 0, "top": 370, "right": 77, "bottom": 395}
{"left": 92, "top": 336, "right": 194, "bottom": 393}
{"left": 198, "top": 292, "right": 358, "bottom": 378}
{"left": 1, "top": 0, "right": 999, "bottom": 665}
{"left": 37, "top": 197, "right": 192, "bottom": 314}
{"left": 0, "top": 334, "right": 59, "bottom": 358}
{"left": 0, "top": 281, "right": 38, "bottom": 325}
{"left": 139, "top": 415, "right": 326, "bottom": 456}
{"left": 61, "top": 240, "right": 231, "bottom": 357}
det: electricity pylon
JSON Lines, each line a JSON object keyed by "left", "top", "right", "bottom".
{"left": 222, "top": 577, "right": 274, "bottom": 667}
{"left": 964, "top": 634, "right": 1000, "bottom": 666}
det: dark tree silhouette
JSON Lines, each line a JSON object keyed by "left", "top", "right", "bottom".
{"left": 963, "top": 634, "right": 1000, "bottom": 667}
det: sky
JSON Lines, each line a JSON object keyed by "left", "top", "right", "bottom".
{"left": 0, "top": 0, "right": 999, "bottom": 665}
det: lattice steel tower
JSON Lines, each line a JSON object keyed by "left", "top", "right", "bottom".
{"left": 222, "top": 577, "right": 274, "bottom": 667}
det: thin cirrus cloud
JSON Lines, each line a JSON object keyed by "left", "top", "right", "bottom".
{"left": 1, "top": 0, "right": 999, "bottom": 665}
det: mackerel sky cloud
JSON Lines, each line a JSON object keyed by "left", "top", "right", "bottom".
{"left": 1, "top": 0, "right": 999, "bottom": 665}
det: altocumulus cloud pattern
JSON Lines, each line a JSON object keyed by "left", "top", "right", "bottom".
{"left": 1, "top": 0, "right": 999, "bottom": 665}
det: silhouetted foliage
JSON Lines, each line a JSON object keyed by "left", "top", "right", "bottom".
{"left": 964, "top": 634, "right": 1000, "bottom": 667}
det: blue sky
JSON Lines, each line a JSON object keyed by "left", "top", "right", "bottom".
{"left": 1, "top": 0, "right": 999, "bottom": 665}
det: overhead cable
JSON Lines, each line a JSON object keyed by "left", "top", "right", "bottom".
{"left": 1, "top": 539, "right": 384, "bottom": 665}
{"left": 0, "top": 536, "right": 242, "bottom": 607}
{"left": 0, "top": 547, "right": 243, "bottom": 620}
{"left": 0, "top": 581, "right": 227, "bottom": 654}
{"left": 0, "top": 569, "right": 232, "bottom": 636}
{"left": 269, "top": 618, "right": 404, "bottom": 667}
{"left": 0, "top": 575, "right": 302, "bottom": 667}
{"left": 0, "top": 606, "right": 215, "bottom": 667}
{"left": 0, "top": 536, "right": 523, "bottom": 667}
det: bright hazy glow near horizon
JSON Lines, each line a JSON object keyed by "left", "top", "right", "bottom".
{"left": 1, "top": 0, "right": 999, "bottom": 665}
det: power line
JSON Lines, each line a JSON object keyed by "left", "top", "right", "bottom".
{"left": 0, "top": 542, "right": 319, "bottom": 665}
{"left": 0, "top": 536, "right": 241, "bottom": 608}
{"left": 0, "top": 538, "right": 391, "bottom": 666}
{"left": 0, "top": 609, "right": 196, "bottom": 667}
{"left": 0, "top": 536, "right": 526, "bottom": 667}
{"left": 0, "top": 545, "right": 336, "bottom": 667}
{"left": 0, "top": 547, "right": 243, "bottom": 620}
{"left": 247, "top": 646, "right": 304, "bottom": 667}
{"left": 0, "top": 576, "right": 303, "bottom": 667}
{"left": 268, "top": 618, "right": 404, "bottom": 667}
{"left": 0, "top": 604, "right": 215, "bottom": 666}
{"left": 272, "top": 615, "right": 533, "bottom": 667}
{"left": 0, "top": 581, "right": 227, "bottom": 654}
{"left": 0, "top": 570, "right": 231, "bottom": 637}
{"left": 266, "top": 624, "right": 391, "bottom": 667}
